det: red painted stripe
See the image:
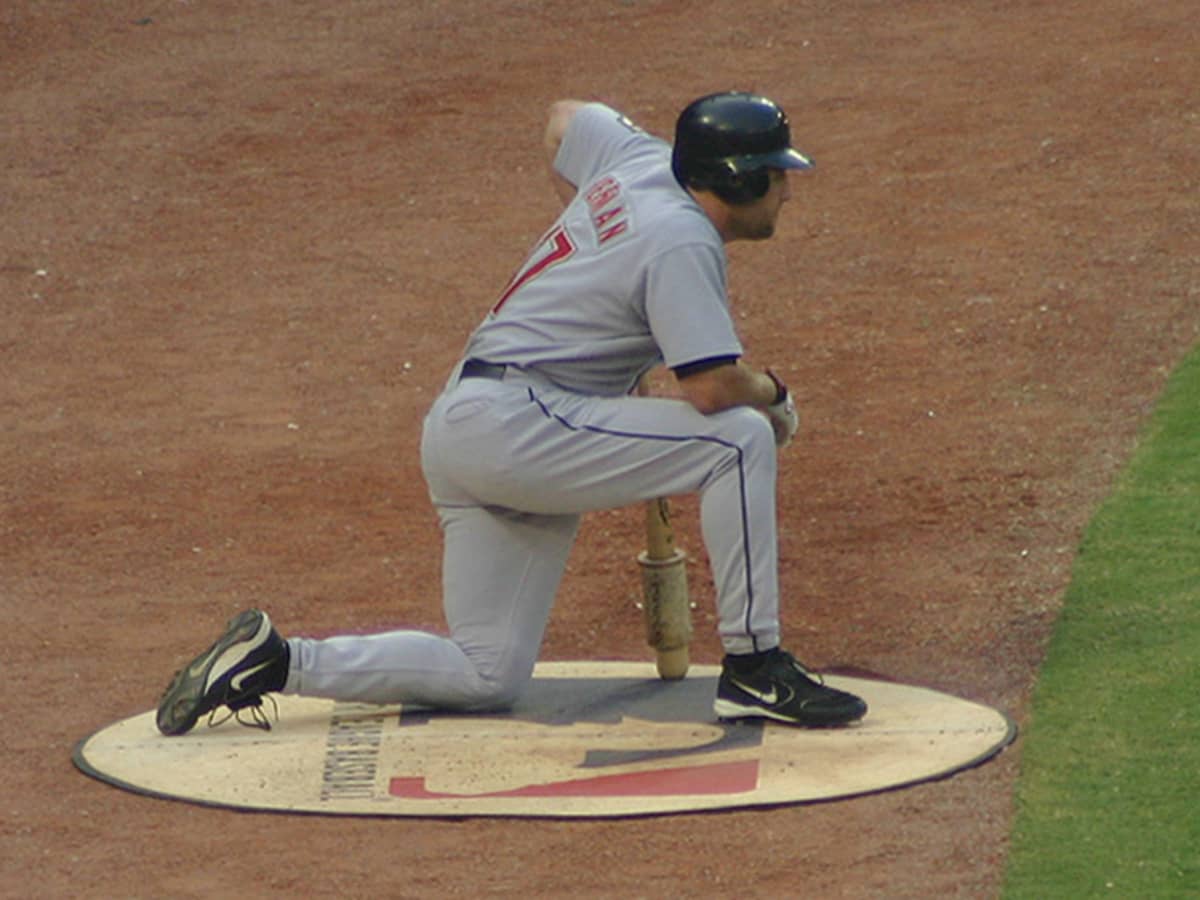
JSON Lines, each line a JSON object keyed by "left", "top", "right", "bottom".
{"left": 389, "top": 759, "right": 760, "bottom": 800}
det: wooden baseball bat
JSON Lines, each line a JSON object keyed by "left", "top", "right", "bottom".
{"left": 638, "top": 496, "right": 692, "bottom": 680}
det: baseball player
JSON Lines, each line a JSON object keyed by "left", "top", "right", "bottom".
{"left": 156, "top": 91, "right": 868, "bottom": 736}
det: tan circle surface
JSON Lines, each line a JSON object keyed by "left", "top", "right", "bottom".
{"left": 74, "top": 662, "right": 1014, "bottom": 818}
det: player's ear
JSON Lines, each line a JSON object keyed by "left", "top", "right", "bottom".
{"left": 726, "top": 169, "right": 771, "bottom": 204}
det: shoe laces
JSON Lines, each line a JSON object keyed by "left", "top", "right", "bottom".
{"left": 206, "top": 693, "right": 279, "bottom": 732}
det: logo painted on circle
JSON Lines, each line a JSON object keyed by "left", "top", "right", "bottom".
{"left": 73, "top": 662, "right": 1015, "bottom": 818}
{"left": 319, "top": 665, "right": 767, "bottom": 807}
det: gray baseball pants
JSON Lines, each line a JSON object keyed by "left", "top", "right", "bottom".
{"left": 284, "top": 365, "right": 781, "bottom": 709}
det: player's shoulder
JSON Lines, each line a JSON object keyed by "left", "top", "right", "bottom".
{"left": 571, "top": 101, "right": 646, "bottom": 133}
{"left": 566, "top": 103, "right": 665, "bottom": 157}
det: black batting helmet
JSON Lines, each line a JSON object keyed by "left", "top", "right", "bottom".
{"left": 671, "top": 92, "right": 813, "bottom": 204}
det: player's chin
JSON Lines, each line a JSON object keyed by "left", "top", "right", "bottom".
{"left": 730, "top": 210, "right": 780, "bottom": 242}
{"left": 746, "top": 222, "right": 777, "bottom": 241}
{"left": 754, "top": 211, "right": 785, "bottom": 240}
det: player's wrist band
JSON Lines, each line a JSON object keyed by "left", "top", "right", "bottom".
{"left": 765, "top": 368, "right": 788, "bottom": 406}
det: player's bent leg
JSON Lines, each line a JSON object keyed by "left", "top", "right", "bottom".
{"left": 694, "top": 406, "right": 781, "bottom": 654}
{"left": 554, "top": 396, "right": 783, "bottom": 653}
{"left": 566, "top": 397, "right": 786, "bottom": 656}
{"left": 423, "top": 380, "right": 784, "bottom": 665}
{"left": 435, "top": 388, "right": 783, "bottom": 652}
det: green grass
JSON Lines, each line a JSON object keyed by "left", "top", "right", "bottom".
{"left": 1003, "top": 346, "right": 1200, "bottom": 899}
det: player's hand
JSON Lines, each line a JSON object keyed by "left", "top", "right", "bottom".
{"left": 764, "top": 369, "right": 799, "bottom": 448}
{"left": 766, "top": 391, "right": 799, "bottom": 447}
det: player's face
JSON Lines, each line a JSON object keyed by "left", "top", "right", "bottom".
{"left": 729, "top": 169, "right": 792, "bottom": 241}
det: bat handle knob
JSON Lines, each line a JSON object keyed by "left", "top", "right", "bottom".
{"left": 655, "top": 645, "right": 689, "bottom": 681}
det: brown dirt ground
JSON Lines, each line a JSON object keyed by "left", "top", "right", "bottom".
{"left": 3, "top": 1, "right": 1197, "bottom": 897}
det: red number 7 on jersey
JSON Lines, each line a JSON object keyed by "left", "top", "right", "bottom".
{"left": 491, "top": 225, "right": 576, "bottom": 315}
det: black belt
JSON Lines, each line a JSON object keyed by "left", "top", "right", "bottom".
{"left": 460, "top": 358, "right": 508, "bottom": 381}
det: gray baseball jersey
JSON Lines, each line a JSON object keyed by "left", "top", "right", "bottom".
{"left": 461, "top": 103, "right": 743, "bottom": 395}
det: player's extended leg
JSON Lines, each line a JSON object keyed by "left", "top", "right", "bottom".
{"left": 285, "top": 505, "right": 578, "bottom": 709}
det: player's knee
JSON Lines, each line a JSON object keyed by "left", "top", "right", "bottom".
{"left": 457, "top": 656, "right": 533, "bottom": 711}
{"left": 717, "top": 406, "right": 777, "bottom": 460}
{"left": 460, "top": 675, "right": 524, "bottom": 711}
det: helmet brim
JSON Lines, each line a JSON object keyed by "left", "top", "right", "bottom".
{"left": 737, "top": 147, "right": 814, "bottom": 172}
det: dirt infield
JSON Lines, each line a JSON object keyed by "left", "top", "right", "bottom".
{"left": 3, "top": 1, "right": 1197, "bottom": 897}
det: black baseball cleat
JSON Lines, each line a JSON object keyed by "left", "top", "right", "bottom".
{"left": 713, "top": 647, "right": 867, "bottom": 727}
{"left": 156, "top": 609, "right": 289, "bottom": 736}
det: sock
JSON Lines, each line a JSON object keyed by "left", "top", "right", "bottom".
{"left": 263, "top": 642, "right": 291, "bottom": 693}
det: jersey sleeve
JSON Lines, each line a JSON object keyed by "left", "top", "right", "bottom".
{"left": 644, "top": 243, "right": 744, "bottom": 369}
{"left": 554, "top": 104, "right": 663, "bottom": 191}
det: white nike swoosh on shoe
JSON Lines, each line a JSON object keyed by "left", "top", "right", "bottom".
{"left": 186, "top": 643, "right": 224, "bottom": 680}
{"left": 204, "top": 616, "right": 271, "bottom": 692}
{"left": 230, "top": 659, "right": 274, "bottom": 693}
{"left": 731, "top": 679, "right": 778, "bottom": 705}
